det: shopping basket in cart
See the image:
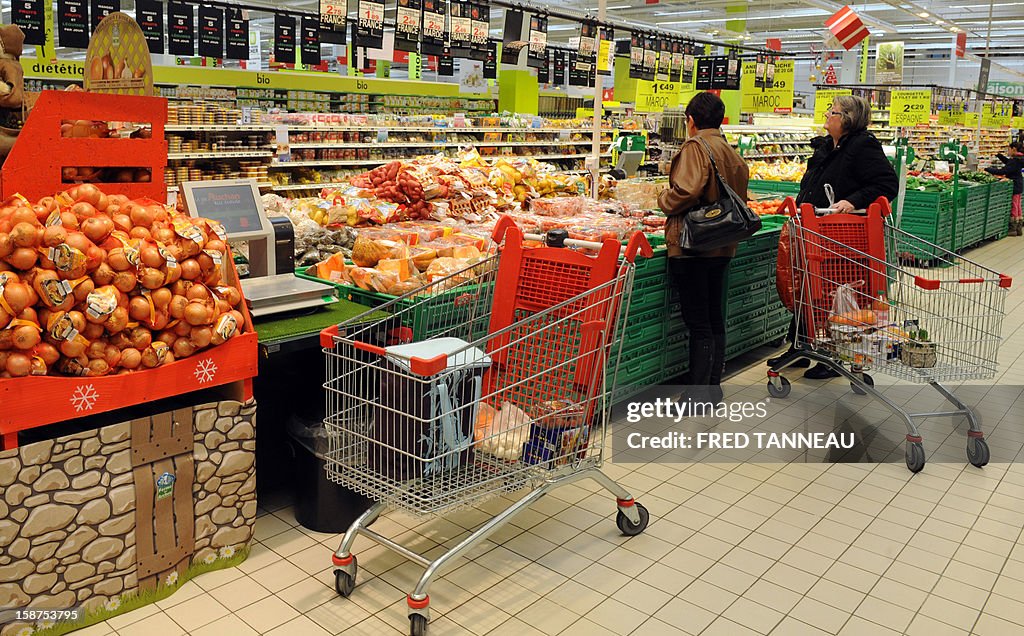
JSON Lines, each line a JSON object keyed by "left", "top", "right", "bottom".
{"left": 768, "top": 197, "right": 1012, "bottom": 473}
{"left": 319, "top": 216, "right": 654, "bottom": 635}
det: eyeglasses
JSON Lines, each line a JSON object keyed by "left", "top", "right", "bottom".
{"left": 828, "top": 110, "right": 845, "bottom": 117}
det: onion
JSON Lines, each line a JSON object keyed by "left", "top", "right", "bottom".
{"left": 151, "top": 311, "right": 170, "bottom": 330}
{"left": 92, "top": 262, "right": 115, "bottom": 286}
{"left": 120, "top": 348, "right": 142, "bottom": 369}
{"left": 19, "top": 307, "right": 38, "bottom": 325}
{"left": 163, "top": 264, "right": 182, "bottom": 285}
{"left": 190, "top": 327, "right": 213, "bottom": 348}
{"left": 130, "top": 205, "right": 156, "bottom": 228}
{"left": 153, "top": 227, "right": 175, "bottom": 244}
{"left": 112, "top": 214, "right": 132, "bottom": 233}
{"left": 87, "top": 340, "right": 107, "bottom": 360}
{"left": 0, "top": 307, "right": 10, "bottom": 330}
{"left": 11, "top": 222, "right": 39, "bottom": 248}
{"left": 0, "top": 329, "right": 12, "bottom": 350}
{"left": 130, "top": 227, "right": 152, "bottom": 241}
{"left": 68, "top": 311, "right": 86, "bottom": 333}
{"left": 0, "top": 233, "right": 12, "bottom": 258}
{"left": 151, "top": 287, "right": 172, "bottom": 309}
{"left": 7, "top": 247, "right": 37, "bottom": 270}
{"left": 140, "top": 267, "right": 165, "bottom": 290}
{"left": 72, "top": 278, "right": 95, "bottom": 303}
{"left": 184, "top": 302, "right": 210, "bottom": 326}
{"left": 6, "top": 352, "right": 31, "bottom": 377}
{"left": 64, "top": 232, "right": 95, "bottom": 255}
{"left": 59, "top": 336, "right": 87, "bottom": 358}
{"left": 60, "top": 212, "right": 79, "bottom": 230}
{"left": 3, "top": 282, "right": 31, "bottom": 314}
{"left": 156, "top": 330, "right": 176, "bottom": 347}
{"left": 10, "top": 209, "right": 37, "bottom": 226}
{"left": 107, "top": 248, "right": 131, "bottom": 271}
{"left": 106, "top": 306, "right": 129, "bottom": 333}
{"left": 88, "top": 359, "right": 110, "bottom": 376}
{"left": 170, "top": 280, "right": 191, "bottom": 297}
{"left": 82, "top": 322, "right": 104, "bottom": 340}
{"left": 76, "top": 184, "right": 102, "bottom": 207}
{"left": 71, "top": 202, "right": 98, "bottom": 219}
{"left": 81, "top": 216, "right": 114, "bottom": 243}
{"left": 141, "top": 245, "right": 165, "bottom": 269}
{"left": 112, "top": 270, "right": 137, "bottom": 294}
{"left": 179, "top": 259, "right": 201, "bottom": 281}
{"left": 12, "top": 325, "right": 40, "bottom": 350}
{"left": 186, "top": 284, "right": 210, "bottom": 302}
{"left": 129, "top": 327, "right": 152, "bottom": 350}
{"left": 129, "top": 296, "right": 151, "bottom": 321}
{"left": 168, "top": 295, "right": 188, "bottom": 320}
{"left": 35, "top": 342, "right": 60, "bottom": 366}
{"left": 103, "top": 344, "right": 121, "bottom": 368}
{"left": 173, "top": 337, "right": 196, "bottom": 358}
{"left": 43, "top": 225, "right": 68, "bottom": 247}
{"left": 109, "top": 332, "right": 131, "bottom": 350}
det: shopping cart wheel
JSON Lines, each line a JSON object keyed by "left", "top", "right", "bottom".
{"left": 967, "top": 437, "right": 990, "bottom": 468}
{"left": 767, "top": 376, "right": 791, "bottom": 398}
{"left": 410, "top": 614, "right": 428, "bottom": 636}
{"left": 905, "top": 442, "right": 926, "bottom": 474}
{"left": 335, "top": 570, "right": 356, "bottom": 598}
{"left": 616, "top": 502, "right": 649, "bottom": 536}
{"left": 851, "top": 373, "right": 874, "bottom": 396}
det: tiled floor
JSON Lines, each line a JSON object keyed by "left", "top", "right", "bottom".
{"left": 78, "top": 236, "right": 1024, "bottom": 635}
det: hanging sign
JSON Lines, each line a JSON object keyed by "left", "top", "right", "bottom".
{"left": 470, "top": 3, "right": 489, "bottom": 61}
{"left": 813, "top": 88, "right": 852, "bottom": 124}
{"left": 754, "top": 54, "right": 765, "bottom": 89}
{"left": 955, "top": 32, "right": 966, "bottom": 58}
{"left": 695, "top": 56, "right": 713, "bottom": 90}
{"left": 724, "top": 49, "right": 741, "bottom": 91}
{"left": 395, "top": 0, "right": 421, "bottom": 53}
{"left": 938, "top": 101, "right": 965, "bottom": 126}
{"left": 888, "top": 89, "right": 931, "bottom": 127}
{"left": 225, "top": 8, "right": 248, "bottom": 60}
{"left": 710, "top": 56, "right": 729, "bottom": 89}
{"left": 636, "top": 80, "right": 680, "bottom": 113}
{"left": 58, "top": 0, "right": 90, "bottom": 48}
{"left": 575, "top": 21, "right": 596, "bottom": 78}
{"left": 741, "top": 58, "right": 794, "bottom": 113}
{"left": 301, "top": 16, "right": 321, "bottom": 65}
{"left": 438, "top": 43, "right": 454, "bottom": 75}
{"left": 500, "top": 8, "right": 525, "bottom": 65}
{"left": 449, "top": 0, "right": 471, "bottom": 57}
{"left": 682, "top": 41, "right": 696, "bottom": 84}
{"left": 628, "top": 32, "right": 643, "bottom": 79}
{"left": 642, "top": 35, "right": 657, "bottom": 81}
{"left": 657, "top": 39, "right": 671, "bottom": 81}
{"left": 84, "top": 12, "right": 153, "bottom": 95}
{"left": 198, "top": 6, "right": 223, "bottom": 59}
{"left": 274, "top": 13, "right": 296, "bottom": 64}
{"left": 597, "top": 28, "right": 613, "bottom": 75}
{"left": 91, "top": 0, "right": 119, "bottom": 32}
{"left": 875, "top": 41, "right": 904, "bottom": 85}
{"left": 982, "top": 102, "right": 1012, "bottom": 128}
{"left": 536, "top": 48, "right": 549, "bottom": 83}
{"left": 483, "top": 40, "right": 498, "bottom": 79}
{"left": 137, "top": 0, "right": 164, "bottom": 54}
{"left": 320, "top": 0, "right": 347, "bottom": 45}
{"left": 527, "top": 14, "right": 547, "bottom": 69}
{"left": 553, "top": 49, "right": 566, "bottom": 85}
{"left": 14, "top": 0, "right": 46, "bottom": 46}
{"left": 167, "top": 2, "right": 195, "bottom": 56}
{"left": 356, "top": 0, "right": 384, "bottom": 49}
{"left": 670, "top": 40, "right": 683, "bottom": 83}
{"left": 421, "top": 0, "right": 445, "bottom": 57}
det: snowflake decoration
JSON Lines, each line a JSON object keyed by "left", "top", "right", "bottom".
{"left": 70, "top": 384, "right": 99, "bottom": 412}
{"left": 194, "top": 358, "right": 218, "bottom": 384}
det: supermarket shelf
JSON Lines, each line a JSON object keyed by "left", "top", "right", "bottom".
{"left": 745, "top": 153, "right": 812, "bottom": 159}
{"left": 168, "top": 150, "right": 273, "bottom": 160}
{"left": 168, "top": 181, "right": 272, "bottom": 190}
{"left": 270, "top": 153, "right": 611, "bottom": 168}
{"left": 281, "top": 126, "right": 612, "bottom": 134}
{"left": 283, "top": 140, "right": 605, "bottom": 149}
{"left": 166, "top": 125, "right": 277, "bottom": 132}
{"left": 270, "top": 182, "right": 347, "bottom": 191}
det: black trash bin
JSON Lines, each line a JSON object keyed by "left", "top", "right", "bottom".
{"left": 286, "top": 416, "right": 373, "bottom": 534}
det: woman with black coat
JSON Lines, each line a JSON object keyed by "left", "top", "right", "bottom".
{"left": 769, "top": 94, "right": 899, "bottom": 379}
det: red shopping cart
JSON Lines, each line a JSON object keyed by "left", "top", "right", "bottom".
{"left": 768, "top": 197, "right": 1012, "bottom": 473}
{"left": 320, "top": 216, "right": 653, "bottom": 635}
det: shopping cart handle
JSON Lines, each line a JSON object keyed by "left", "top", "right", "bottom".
{"left": 777, "top": 197, "right": 798, "bottom": 217}
{"left": 491, "top": 215, "right": 519, "bottom": 244}
{"left": 319, "top": 324, "right": 340, "bottom": 349}
{"left": 871, "top": 197, "right": 892, "bottom": 217}
{"left": 624, "top": 232, "right": 654, "bottom": 262}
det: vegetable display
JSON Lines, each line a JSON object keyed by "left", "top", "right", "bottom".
{"left": 0, "top": 185, "right": 246, "bottom": 378}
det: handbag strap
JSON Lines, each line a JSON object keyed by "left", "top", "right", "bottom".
{"left": 695, "top": 136, "right": 731, "bottom": 194}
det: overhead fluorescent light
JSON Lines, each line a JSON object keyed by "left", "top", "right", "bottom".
{"left": 605, "top": 4, "right": 633, "bottom": 9}
{"left": 918, "top": 11, "right": 929, "bottom": 17}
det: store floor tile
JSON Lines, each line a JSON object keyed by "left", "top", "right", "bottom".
{"left": 100, "top": 236, "right": 1024, "bottom": 634}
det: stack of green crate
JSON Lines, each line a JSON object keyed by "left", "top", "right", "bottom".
{"left": 722, "top": 228, "right": 783, "bottom": 358}
{"left": 956, "top": 181, "right": 989, "bottom": 247}
{"left": 897, "top": 190, "right": 955, "bottom": 257}
{"left": 748, "top": 179, "right": 801, "bottom": 197}
{"left": 987, "top": 180, "right": 1014, "bottom": 240}
{"left": 610, "top": 247, "right": 670, "bottom": 401}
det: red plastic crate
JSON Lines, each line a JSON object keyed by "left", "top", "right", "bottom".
{"left": 0, "top": 90, "right": 167, "bottom": 202}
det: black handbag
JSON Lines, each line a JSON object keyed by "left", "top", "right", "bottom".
{"left": 679, "top": 138, "right": 762, "bottom": 253}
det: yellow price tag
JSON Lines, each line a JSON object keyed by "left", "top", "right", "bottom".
{"left": 1013, "top": 116, "right": 1024, "bottom": 129}
{"left": 888, "top": 89, "right": 931, "bottom": 127}
{"left": 982, "top": 103, "right": 1013, "bottom": 128}
{"left": 937, "top": 105, "right": 965, "bottom": 126}
{"left": 635, "top": 80, "right": 681, "bottom": 113}
{"left": 814, "top": 89, "right": 852, "bottom": 125}
{"left": 740, "top": 59, "right": 795, "bottom": 114}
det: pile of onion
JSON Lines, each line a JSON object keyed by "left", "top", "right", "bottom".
{"left": 0, "top": 184, "right": 246, "bottom": 378}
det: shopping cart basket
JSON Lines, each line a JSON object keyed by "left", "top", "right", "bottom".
{"left": 320, "top": 216, "right": 654, "bottom": 635}
{"left": 768, "top": 197, "right": 1012, "bottom": 473}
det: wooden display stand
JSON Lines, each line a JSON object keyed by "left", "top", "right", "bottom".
{"left": 0, "top": 90, "right": 167, "bottom": 202}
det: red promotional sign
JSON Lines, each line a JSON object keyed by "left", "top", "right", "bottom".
{"left": 825, "top": 5, "right": 869, "bottom": 50}
{"left": 766, "top": 38, "right": 782, "bottom": 51}
{"left": 955, "top": 32, "right": 966, "bottom": 58}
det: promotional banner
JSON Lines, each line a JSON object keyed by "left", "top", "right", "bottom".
{"left": 937, "top": 100, "right": 966, "bottom": 126}
{"left": 527, "top": 14, "right": 547, "bottom": 69}
{"left": 458, "top": 60, "right": 486, "bottom": 92}
{"left": 356, "top": 0, "right": 385, "bottom": 49}
{"left": 483, "top": 41, "right": 498, "bottom": 79}
{"left": 875, "top": 41, "right": 904, "bottom": 85}
{"left": 438, "top": 44, "right": 454, "bottom": 76}
{"left": 670, "top": 40, "right": 684, "bottom": 83}
{"left": 657, "top": 39, "right": 671, "bottom": 81}
{"left": 301, "top": 16, "right": 321, "bottom": 65}
{"left": 695, "top": 56, "right": 713, "bottom": 90}
{"left": 470, "top": 3, "right": 489, "bottom": 61}
{"left": 553, "top": 49, "right": 566, "bottom": 84}
{"left": 575, "top": 21, "right": 597, "bottom": 80}
{"left": 421, "top": 0, "right": 445, "bottom": 57}
{"left": 642, "top": 35, "right": 657, "bottom": 81}
{"left": 888, "top": 89, "right": 931, "bottom": 127}
{"left": 682, "top": 41, "right": 695, "bottom": 84}
{"left": 500, "top": 8, "right": 525, "bottom": 65}
{"left": 274, "top": 13, "right": 296, "bottom": 64}
{"left": 137, "top": 0, "right": 164, "bottom": 54}
{"left": 597, "top": 28, "right": 613, "bottom": 76}
{"left": 741, "top": 58, "right": 795, "bottom": 113}
{"left": 754, "top": 53, "right": 765, "bottom": 89}
{"left": 91, "top": 0, "right": 118, "bottom": 32}
{"left": 85, "top": 12, "right": 153, "bottom": 94}
{"left": 167, "top": 2, "right": 195, "bottom": 56}
{"left": 536, "top": 48, "right": 549, "bottom": 83}
{"left": 319, "top": 0, "right": 347, "bottom": 45}
{"left": 710, "top": 56, "right": 729, "bottom": 89}
{"left": 394, "top": 0, "right": 420, "bottom": 53}
{"left": 724, "top": 50, "right": 741, "bottom": 91}
{"left": 449, "top": 0, "right": 471, "bottom": 57}
{"left": 813, "top": 88, "right": 852, "bottom": 124}
{"left": 226, "top": 8, "right": 248, "bottom": 60}
{"left": 825, "top": 5, "right": 869, "bottom": 50}
{"left": 977, "top": 58, "right": 991, "bottom": 93}
{"left": 13, "top": 0, "right": 46, "bottom": 46}
{"left": 58, "top": 0, "right": 90, "bottom": 48}
{"left": 198, "top": 5, "right": 223, "bottom": 59}
{"left": 981, "top": 102, "right": 1013, "bottom": 128}
{"left": 629, "top": 32, "right": 643, "bottom": 79}
{"left": 636, "top": 80, "right": 680, "bottom": 113}
{"left": 955, "top": 32, "right": 966, "bottom": 58}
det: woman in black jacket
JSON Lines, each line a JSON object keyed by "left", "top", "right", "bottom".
{"left": 769, "top": 94, "right": 899, "bottom": 378}
{"left": 986, "top": 141, "right": 1023, "bottom": 235}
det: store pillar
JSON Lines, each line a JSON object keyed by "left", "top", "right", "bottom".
{"left": 499, "top": 70, "right": 539, "bottom": 115}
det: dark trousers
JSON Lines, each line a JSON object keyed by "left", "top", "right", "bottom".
{"left": 669, "top": 256, "right": 730, "bottom": 386}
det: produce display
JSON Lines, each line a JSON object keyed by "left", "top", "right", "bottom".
{"left": 747, "top": 199, "right": 786, "bottom": 216}
{"left": 0, "top": 185, "right": 246, "bottom": 378}
{"left": 748, "top": 160, "right": 807, "bottom": 182}
{"left": 58, "top": 119, "right": 154, "bottom": 184}
{"left": 960, "top": 170, "right": 1002, "bottom": 185}
{"left": 906, "top": 171, "right": 955, "bottom": 192}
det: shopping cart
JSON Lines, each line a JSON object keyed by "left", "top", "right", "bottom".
{"left": 319, "top": 216, "right": 654, "bottom": 636}
{"left": 768, "top": 197, "right": 1012, "bottom": 473}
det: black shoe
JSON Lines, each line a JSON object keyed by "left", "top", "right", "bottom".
{"left": 804, "top": 363, "right": 841, "bottom": 379}
{"left": 767, "top": 353, "right": 810, "bottom": 368}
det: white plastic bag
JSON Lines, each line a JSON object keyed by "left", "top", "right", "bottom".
{"left": 474, "top": 402, "right": 531, "bottom": 461}
{"left": 831, "top": 282, "right": 861, "bottom": 318}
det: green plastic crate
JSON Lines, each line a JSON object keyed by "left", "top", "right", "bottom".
{"left": 633, "top": 247, "right": 668, "bottom": 280}
{"left": 748, "top": 179, "right": 801, "bottom": 195}
{"left": 725, "top": 285, "right": 771, "bottom": 318}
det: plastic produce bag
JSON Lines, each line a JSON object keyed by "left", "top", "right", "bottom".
{"left": 775, "top": 223, "right": 796, "bottom": 312}
{"left": 831, "top": 283, "right": 860, "bottom": 318}
{"left": 474, "top": 402, "right": 532, "bottom": 461}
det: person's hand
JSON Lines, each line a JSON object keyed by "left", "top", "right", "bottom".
{"left": 985, "top": 167, "right": 996, "bottom": 174}
{"left": 831, "top": 199, "right": 855, "bottom": 213}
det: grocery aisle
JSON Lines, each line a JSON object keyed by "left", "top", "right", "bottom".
{"left": 75, "top": 236, "right": 1024, "bottom": 635}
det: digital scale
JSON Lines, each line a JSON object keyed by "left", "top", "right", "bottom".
{"left": 180, "top": 179, "right": 338, "bottom": 318}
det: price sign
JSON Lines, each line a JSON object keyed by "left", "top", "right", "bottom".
{"left": 421, "top": 0, "right": 445, "bottom": 56}
{"left": 888, "top": 89, "right": 931, "bottom": 127}
{"left": 636, "top": 80, "right": 680, "bottom": 113}
{"left": 814, "top": 89, "right": 852, "bottom": 124}
{"left": 937, "top": 104, "right": 965, "bottom": 126}
{"left": 1013, "top": 116, "right": 1024, "bottom": 129}
{"left": 629, "top": 32, "right": 643, "bottom": 79}
{"left": 395, "top": 0, "right": 420, "bottom": 53}
{"left": 965, "top": 112, "right": 979, "bottom": 127}
{"left": 356, "top": 0, "right": 384, "bottom": 49}
{"left": 527, "top": 14, "right": 547, "bottom": 68}
{"left": 982, "top": 102, "right": 1013, "bottom": 128}
{"left": 320, "top": 0, "right": 347, "bottom": 44}
{"left": 740, "top": 59, "right": 795, "bottom": 113}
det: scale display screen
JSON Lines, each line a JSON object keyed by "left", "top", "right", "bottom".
{"left": 180, "top": 179, "right": 267, "bottom": 240}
